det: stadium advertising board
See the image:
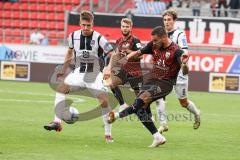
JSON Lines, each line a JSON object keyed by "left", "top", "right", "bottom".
{"left": 67, "top": 12, "right": 240, "bottom": 48}
{"left": 0, "top": 61, "right": 30, "bottom": 81}
{"left": 141, "top": 53, "right": 240, "bottom": 74}
{"left": 0, "top": 44, "right": 66, "bottom": 64}
{"left": 188, "top": 53, "right": 237, "bottom": 73}
{"left": 209, "top": 73, "right": 240, "bottom": 93}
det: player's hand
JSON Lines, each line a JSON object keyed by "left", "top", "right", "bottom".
{"left": 117, "top": 56, "right": 128, "bottom": 66}
{"left": 181, "top": 53, "right": 189, "bottom": 64}
{"left": 103, "top": 67, "right": 111, "bottom": 80}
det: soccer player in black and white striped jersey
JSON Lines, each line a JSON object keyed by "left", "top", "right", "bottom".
{"left": 156, "top": 9, "right": 200, "bottom": 133}
{"left": 44, "top": 11, "right": 115, "bottom": 142}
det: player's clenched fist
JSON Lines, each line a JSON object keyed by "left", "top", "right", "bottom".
{"left": 181, "top": 53, "right": 189, "bottom": 64}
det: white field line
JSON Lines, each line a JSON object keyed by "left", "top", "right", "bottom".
{"left": 0, "top": 98, "right": 84, "bottom": 104}
{"left": 1, "top": 90, "right": 239, "bottom": 118}
{"left": 0, "top": 89, "right": 54, "bottom": 97}
{"left": 0, "top": 98, "right": 239, "bottom": 118}
{"left": 0, "top": 98, "right": 53, "bottom": 104}
{"left": 0, "top": 89, "right": 85, "bottom": 103}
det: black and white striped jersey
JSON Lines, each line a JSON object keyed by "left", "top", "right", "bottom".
{"left": 168, "top": 28, "right": 188, "bottom": 83}
{"left": 168, "top": 28, "right": 188, "bottom": 50}
{"left": 68, "top": 30, "right": 113, "bottom": 72}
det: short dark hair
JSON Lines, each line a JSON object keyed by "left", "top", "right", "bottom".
{"left": 162, "top": 9, "right": 178, "bottom": 21}
{"left": 151, "top": 26, "right": 167, "bottom": 37}
{"left": 80, "top": 10, "right": 94, "bottom": 22}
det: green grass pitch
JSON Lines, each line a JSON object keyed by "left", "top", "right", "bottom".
{"left": 0, "top": 80, "right": 240, "bottom": 160}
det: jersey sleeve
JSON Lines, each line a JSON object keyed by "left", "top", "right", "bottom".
{"left": 132, "top": 37, "right": 142, "bottom": 51}
{"left": 99, "top": 36, "right": 114, "bottom": 54}
{"left": 140, "top": 41, "right": 153, "bottom": 54}
{"left": 175, "top": 48, "right": 184, "bottom": 64}
{"left": 68, "top": 32, "right": 74, "bottom": 49}
{"left": 177, "top": 31, "right": 188, "bottom": 50}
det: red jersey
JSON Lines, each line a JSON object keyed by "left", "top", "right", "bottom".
{"left": 116, "top": 35, "right": 142, "bottom": 76}
{"left": 140, "top": 41, "right": 183, "bottom": 83}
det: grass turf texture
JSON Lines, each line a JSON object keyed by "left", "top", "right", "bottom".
{"left": 0, "top": 80, "right": 239, "bottom": 160}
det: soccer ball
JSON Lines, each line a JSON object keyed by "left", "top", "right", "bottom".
{"left": 64, "top": 106, "right": 79, "bottom": 124}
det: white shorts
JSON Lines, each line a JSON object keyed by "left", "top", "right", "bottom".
{"left": 64, "top": 67, "right": 108, "bottom": 97}
{"left": 174, "top": 83, "right": 188, "bottom": 99}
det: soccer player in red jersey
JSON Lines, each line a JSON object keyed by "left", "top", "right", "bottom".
{"left": 104, "top": 18, "right": 142, "bottom": 111}
{"left": 105, "top": 26, "right": 189, "bottom": 147}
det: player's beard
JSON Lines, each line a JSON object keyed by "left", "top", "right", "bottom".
{"left": 122, "top": 31, "right": 130, "bottom": 37}
{"left": 153, "top": 42, "right": 163, "bottom": 50}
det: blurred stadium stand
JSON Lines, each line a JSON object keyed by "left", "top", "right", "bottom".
{"left": 0, "top": 0, "right": 239, "bottom": 46}
{"left": 0, "top": 0, "right": 78, "bottom": 45}
{"left": 135, "top": 1, "right": 166, "bottom": 14}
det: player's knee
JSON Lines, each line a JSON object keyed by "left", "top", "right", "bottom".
{"left": 97, "top": 93, "right": 109, "bottom": 107}
{"left": 109, "top": 82, "right": 117, "bottom": 89}
{"left": 179, "top": 99, "right": 188, "bottom": 108}
{"left": 56, "top": 84, "right": 70, "bottom": 94}
{"left": 101, "top": 99, "right": 108, "bottom": 108}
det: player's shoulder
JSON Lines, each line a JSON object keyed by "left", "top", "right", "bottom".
{"left": 72, "top": 29, "right": 81, "bottom": 35}
{"left": 171, "top": 42, "right": 184, "bottom": 54}
{"left": 169, "top": 41, "right": 180, "bottom": 49}
{"left": 174, "top": 28, "right": 186, "bottom": 36}
{"left": 132, "top": 35, "right": 140, "bottom": 41}
{"left": 131, "top": 36, "right": 140, "bottom": 47}
{"left": 116, "top": 37, "right": 122, "bottom": 43}
{"left": 92, "top": 30, "right": 101, "bottom": 36}
{"left": 132, "top": 35, "right": 142, "bottom": 49}
{"left": 68, "top": 30, "right": 81, "bottom": 39}
{"left": 91, "top": 31, "right": 103, "bottom": 40}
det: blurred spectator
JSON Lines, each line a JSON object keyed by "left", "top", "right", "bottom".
{"left": 160, "top": 0, "right": 172, "bottom": 8}
{"left": 0, "top": 0, "right": 18, "bottom": 2}
{"left": 171, "top": 0, "right": 180, "bottom": 7}
{"left": 176, "top": 0, "right": 190, "bottom": 7}
{"left": 136, "top": 0, "right": 166, "bottom": 14}
{"left": 228, "top": 0, "right": 240, "bottom": 18}
{"left": 211, "top": 0, "right": 217, "bottom": 16}
{"left": 217, "top": 0, "right": 228, "bottom": 17}
{"left": 191, "top": 0, "right": 201, "bottom": 16}
{"left": 41, "top": 36, "right": 49, "bottom": 45}
{"left": 29, "top": 29, "right": 45, "bottom": 45}
{"left": 202, "top": 0, "right": 211, "bottom": 9}
{"left": 183, "top": 0, "right": 190, "bottom": 7}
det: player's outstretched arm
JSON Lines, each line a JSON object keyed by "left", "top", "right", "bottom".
{"left": 127, "top": 50, "right": 142, "bottom": 60}
{"left": 116, "top": 50, "right": 142, "bottom": 66}
{"left": 103, "top": 50, "right": 116, "bottom": 80}
{"left": 59, "top": 48, "right": 74, "bottom": 77}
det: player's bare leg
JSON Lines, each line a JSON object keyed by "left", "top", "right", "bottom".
{"left": 44, "top": 83, "right": 70, "bottom": 132}
{"left": 179, "top": 98, "right": 200, "bottom": 129}
{"left": 108, "top": 75, "right": 128, "bottom": 112}
{"left": 97, "top": 92, "right": 113, "bottom": 143}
